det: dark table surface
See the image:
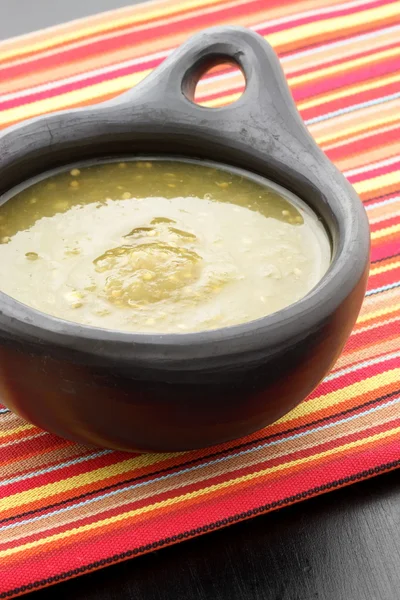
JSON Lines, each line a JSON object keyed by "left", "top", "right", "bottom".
{"left": 31, "top": 469, "right": 400, "bottom": 600}
{"left": 1, "top": 2, "right": 400, "bottom": 599}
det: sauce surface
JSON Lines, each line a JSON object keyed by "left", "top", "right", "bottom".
{"left": 0, "top": 159, "right": 331, "bottom": 333}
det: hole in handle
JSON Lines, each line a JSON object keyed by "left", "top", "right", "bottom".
{"left": 182, "top": 55, "right": 246, "bottom": 108}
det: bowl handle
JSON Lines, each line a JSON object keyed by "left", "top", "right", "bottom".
{"left": 115, "top": 26, "right": 367, "bottom": 263}
{"left": 0, "top": 25, "right": 363, "bottom": 242}
{"left": 110, "top": 25, "right": 341, "bottom": 202}
{"left": 116, "top": 26, "right": 317, "bottom": 159}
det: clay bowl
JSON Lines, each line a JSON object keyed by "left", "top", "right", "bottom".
{"left": 0, "top": 27, "right": 370, "bottom": 452}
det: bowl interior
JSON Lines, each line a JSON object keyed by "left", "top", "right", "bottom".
{"left": 0, "top": 153, "right": 336, "bottom": 249}
{"left": 0, "top": 155, "right": 335, "bottom": 333}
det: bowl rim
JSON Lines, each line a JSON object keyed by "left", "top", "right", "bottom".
{"left": 0, "top": 26, "right": 370, "bottom": 369}
{"left": 0, "top": 153, "right": 368, "bottom": 368}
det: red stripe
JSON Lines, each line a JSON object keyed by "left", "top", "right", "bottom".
{"left": 0, "top": 55, "right": 165, "bottom": 111}
{"left": 2, "top": 435, "right": 400, "bottom": 590}
{"left": 372, "top": 231, "right": 400, "bottom": 246}
{"left": 4, "top": 415, "right": 400, "bottom": 553}
{"left": 369, "top": 215, "right": 400, "bottom": 233}
{"left": 307, "top": 355, "right": 400, "bottom": 400}
{"left": 257, "top": 0, "right": 398, "bottom": 37}
{"left": 0, "top": 9, "right": 398, "bottom": 113}
{"left": 6, "top": 45, "right": 396, "bottom": 124}
{"left": 299, "top": 76, "right": 400, "bottom": 123}
{"left": 290, "top": 37, "right": 400, "bottom": 80}
{"left": 197, "top": 72, "right": 399, "bottom": 114}
{"left": 371, "top": 253, "right": 400, "bottom": 267}
{"left": 1, "top": 0, "right": 400, "bottom": 593}
{"left": 1, "top": 0, "right": 396, "bottom": 83}
{"left": 293, "top": 54, "right": 400, "bottom": 102}
{"left": 0, "top": 0, "right": 287, "bottom": 81}
{"left": 326, "top": 124, "right": 400, "bottom": 162}
{"left": 349, "top": 164, "right": 400, "bottom": 185}
{"left": 0, "top": 0, "right": 227, "bottom": 67}
{"left": 345, "top": 328, "right": 400, "bottom": 356}
{"left": 0, "top": 428, "right": 41, "bottom": 446}
{"left": 0, "top": 434, "right": 71, "bottom": 465}
{"left": 365, "top": 191, "right": 400, "bottom": 206}
{"left": 0, "top": 452, "right": 123, "bottom": 499}
{"left": 368, "top": 265, "right": 400, "bottom": 291}
{"left": 370, "top": 240, "right": 400, "bottom": 262}
{"left": 5, "top": 410, "right": 400, "bottom": 546}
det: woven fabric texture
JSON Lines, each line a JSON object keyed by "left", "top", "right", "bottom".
{"left": 0, "top": 0, "right": 400, "bottom": 596}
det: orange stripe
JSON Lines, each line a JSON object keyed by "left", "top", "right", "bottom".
{"left": 1, "top": 0, "right": 400, "bottom": 590}
{"left": 2, "top": 425, "right": 399, "bottom": 564}
{"left": 336, "top": 141, "right": 400, "bottom": 173}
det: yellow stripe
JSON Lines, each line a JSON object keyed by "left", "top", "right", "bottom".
{"left": 203, "top": 92, "right": 242, "bottom": 107}
{"left": 297, "top": 71, "right": 400, "bottom": 111}
{"left": 1, "top": 424, "right": 399, "bottom": 559}
{"left": 357, "top": 302, "right": 400, "bottom": 323}
{"left": 370, "top": 208, "right": 400, "bottom": 226}
{"left": 267, "top": 1, "right": 400, "bottom": 54}
{"left": 371, "top": 223, "right": 400, "bottom": 241}
{"left": 0, "top": 423, "right": 35, "bottom": 438}
{"left": 0, "top": 2, "right": 399, "bottom": 129}
{"left": 370, "top": 260, "right": 400, "bottom": 276}
{"left": 0, "top": 71, "right": 150, "bottom": 127}
{"left": 0, "top": 451, "right": 181, "bottom": 513}
{"left": 2, "top": 38, "right": 399, "bottom": 128}
{"left": 361, "top": 289, "right": 400, "bottom": 316}
{"left": 3, "top": 0, "right": 396, "bottom": 66}
{"left": 186, "top": 64, "right": 400, "bottom": 109}
{"left": 3, "top": 373, "right": 399, "bottom": 513}
{"left": 278, "top": 368, "right": 400, "bottom": 423}
{"left": 2, "top": 75, "right": 400, "bottom": 132}
{"left": 322, "top": 122, "right": 400, "bottom": 152}
{"left": 0, "top": 0, "right": 223, "bottom": 63}
{"left": 354, "top": 169, "right": 400, "bottom": 196}
{"left": 313, "top": 110, "right": 400, "bottom": 145}
{"left": 289, "top": 45, "right": 400, "bottom": 88}
{"left": 353, "top": 314, "right": 400, "bottom": 334}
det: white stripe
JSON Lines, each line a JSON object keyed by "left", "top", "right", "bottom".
{"left": 1, "top": 326, "right": 395, "bottom": 481}
{"left": 0, "top": 431, "right": 47, "bottom": 449}
{"left": 0, "top": 0, "right": 255, "bottom": 72}
{"left": 0, "top": 450, "right": 112, "bottom": 487}
{"left": 366, "top": 281, "right": 400, "bottom": 296}
{"left": 254, "top": 0, "right": 386, "bottom": 36}
{"left": 305, "top": 91, "right": 400, "bottom": 125}
{"left": 1, "top": 11, "right": 399, "bottom": 105}
{"left": 325, "top": 350, "right": 400, "bottom": 381}
{"left": 4, "top": 55, "right": 396, "bottom": 137}
{"left": 0, "top": 0, "right": 165, "bottom": 48}
{"left": 195, "top": 69, "right": 243, "bottom": 91}
{"left": 280, "top": 23, "right": 400, "bottom": 62}
{"left": 0, "top": 49, "right": 172, "bottom": 103}
{"left": 0, "top": 0, "right": 380, "bottom": 57}
{"left": 3, "top": 78, "right": 396, "bottom": 137}
{"left": 0, "top": 408, "right": 10, "bottom": 414}
{"left": 370, "top": 216, "right": 400, "bottom": 227}
{"left": 323, "top": 121, "right": 400, "bottom": 152}
{"left": 366, "top": 195, "right": 400, "bottom": 211}
{"left": 345, "top": 157, "right": 400, "bottom": 178}
{"left": 2, "top": 350, "right": 395, "bottom": 478}
{"left": 2, "top": 395, "right": 399, "bottom": 533}
{"left": 369, "top": 211, "right": 400, "bottom": 225}
{"left": 353, "top": 314, "right": 400, "bottom": 336}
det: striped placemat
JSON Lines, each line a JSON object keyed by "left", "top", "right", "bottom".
{"left": 1, "top": 0, "right": 400, "bottom": 597}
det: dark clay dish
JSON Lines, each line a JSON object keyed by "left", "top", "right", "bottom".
{"left": 0, "top": 27, "right": 370, "bottom": 452}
